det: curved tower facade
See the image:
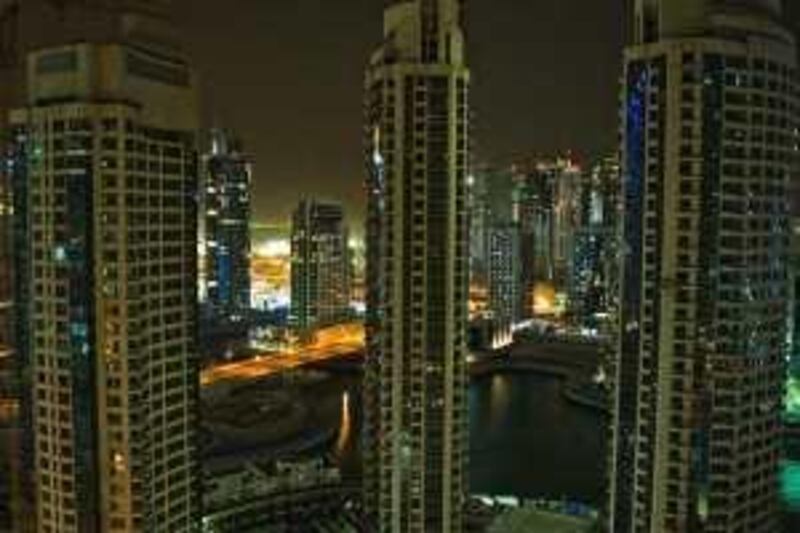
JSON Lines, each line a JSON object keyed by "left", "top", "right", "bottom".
{"left": 5, "top": 1, "right": 200, "bottom": 531}
{"left": 610, "top": 1, "right": 797, "bottom": 531}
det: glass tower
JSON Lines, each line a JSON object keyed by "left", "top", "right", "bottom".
{"left": 290, "top": 199, "right": 351, "bottom": 334}
{"left": 480, "top": 168, "right": 520, "bottom": 348}
{"left": 200, "top": 129, "right": 252, "bottom": 324}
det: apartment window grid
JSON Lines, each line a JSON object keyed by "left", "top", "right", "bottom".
{"left": 18, "top": 102, "right": 197, "bottom": 532}
{"left": 615, "top": 43, "right": 797, "bottom": 533}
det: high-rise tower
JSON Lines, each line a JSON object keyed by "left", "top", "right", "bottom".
{"left": 7, "top": 1, "right": 200, "bottom": 530}
{"left": 514, "top": 159, "right": 556, "bottom": 318}
{"left": 290, "top": 199, "right": 351, "bottom": 333}
{"left": 0, "top": 3, "right": 40, "bottom": 528}
{"left": 477, "top": 168, "right": 519, "bottom": 348}
{"left": 200, "top": 129, "right": 252, "bottom": 324}
{"left": 363, "top": 1, "right": 470, "bottom": 531}
{"left": 609, "top": 1, "right": 797, "bottom": 531}
{"left": 0, "top": 3, "right": 25, "bottom": 529}
{"left": 513, "top": 156, "right": 582, "bottom": 318}
{"left": 570, "top": 155, "right": 620, "bottom": 328}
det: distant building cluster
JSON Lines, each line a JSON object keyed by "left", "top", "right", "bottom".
{"left": 469, "top": 155, "right": 621, "bottom": 348}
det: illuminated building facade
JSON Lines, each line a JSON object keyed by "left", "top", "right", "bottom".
{"left": 514, "top": 157, "right": 581, "bottom": 317}
{"left": 569, "top": 155, "right": 620, "bottom": 328}
{"left": 515, "top": 160, "right": 554, "bottom": 317}
{"left": 0, "top": 3, "right": 29, "bottom": 529}
{"left": 791, "top": 220, "right": 800, "bottom": 377}
{"left": 468, "top": 167, "right": 489, "bottom": 286}
{"left": 364, "top": 0, "right": 470, "bottom": 530}
{"left": 486, "top": 226, "right": 519, "bottom": 348}
{"left": 0, "top": 164, "right": 20, "bottom": 531}
{"left": 609, "top": 1, "right": 797, "bottom": 531}
{"left": 0, "top": 0, "right": 20, "bottom": 358}
{"left": 477, "top": 168, "right": 519, "bottom": 348}
{"left": 200, "top": 128, "right": 252, "bottom": 323}
{"left": 788, "top": 220, "right": 800, "bottom": 426}
{"left": 552, "top": 159, "right": 582, "bottom": 289}
{"left": 290, "top": 199, "right": 351, "bottom": 333}
{"left": 0, "top": 148, "right": 21, "bottom": 528}
{"left": 9, "top": 3, "right": 201, "bottom": 530}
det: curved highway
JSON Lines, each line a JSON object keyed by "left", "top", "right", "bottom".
{"left": 201, "top": 323, "right": 365, "bottom": 386}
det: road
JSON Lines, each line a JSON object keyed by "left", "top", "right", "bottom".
{"left": 201, "top": 323, "right": 365, "bottom": 386}
{"left": 201, "top": 326, "right": 605, "bottom": 387}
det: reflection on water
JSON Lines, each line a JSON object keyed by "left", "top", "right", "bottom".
{"left": 327, "top": 373, "right": 800, "bottom": 524}
{"left": 469, "top": 373, "right": 606, "bottom": 504}
{"left": 333, "top": 373, "right": 606, "bottom": 502}
{"left": 488, "top": 374, "right": 511, "bottom": 431}
{"left": 335, "top": 392, "right": 351, "bottom": 458}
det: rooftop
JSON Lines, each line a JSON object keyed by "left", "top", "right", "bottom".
{"left": 488, "top": 506, "right": 596, "bottom": 533}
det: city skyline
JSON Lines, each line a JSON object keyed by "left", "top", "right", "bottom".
{"left": 179, "top": 0, "right": 800, "bottom": 226}
{"left": 179, "top": 0, "right": 628, "bottom": 226}
{"left": 10, "top": 2, "right": 794, "bottom": 229}
{"left": 0, "top": 1, "right": 798, "bottom": 532}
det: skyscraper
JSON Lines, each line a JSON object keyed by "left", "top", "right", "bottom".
{"left": 290, "top": 199, "right": 351, "bottom": 333}
{"left": 570, "top": 155, "right": 620, "bottom": 329}
{"left": 467, "top": 169, "right": 489, "bottom": 289}
{"left": 199, "top": 128, "right": 252, "bottom": 324}
{"left": 0, "top": 3, "right": 30, "bottom": 528}
{"left": 8, "top": 2, "right": 200, "bottom": 530}
{"left": 0, "top": 127, "right": 19, "bottom": 533}
{"left": 514, "top": 156, "right": 583, "bottom": 318}
{"left": 363, "top": 0, "right": 470, "bottom": 531}
{"left": 2, "top": 1, "right": 153, "bottom": 528}
{"left": 486, "top": 225, "right": 519, "bottom": 348}
{"left": 789, "top": 220, "right": 800, "bottom": 431}
{"left": 552, "top": 158, "right": 583, "bottom": 291}
{"left": 478, "top": 168, "right": 520, "bottom": 348}
{"left": 0, "top": 159, "right": 21, "bottom": 531}
{"left": 514, "top": 159, "right": 556, "bottom": 318}
{"left": 791, "top": 220, "right": 800, "bottom": 379}
{"left": 609, "top": 1, "right": 797, "bottom": 531}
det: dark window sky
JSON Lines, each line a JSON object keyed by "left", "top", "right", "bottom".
{"left": 177, "top": 0, "right": 798, "bottom": 227}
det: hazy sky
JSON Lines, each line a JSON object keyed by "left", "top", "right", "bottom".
{"left": 176, "top": 0, "right": 799, "bottom": 226}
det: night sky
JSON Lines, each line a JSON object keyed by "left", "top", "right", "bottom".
{"left": 177, "top": 0, "right": 799, "bottom": 227}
